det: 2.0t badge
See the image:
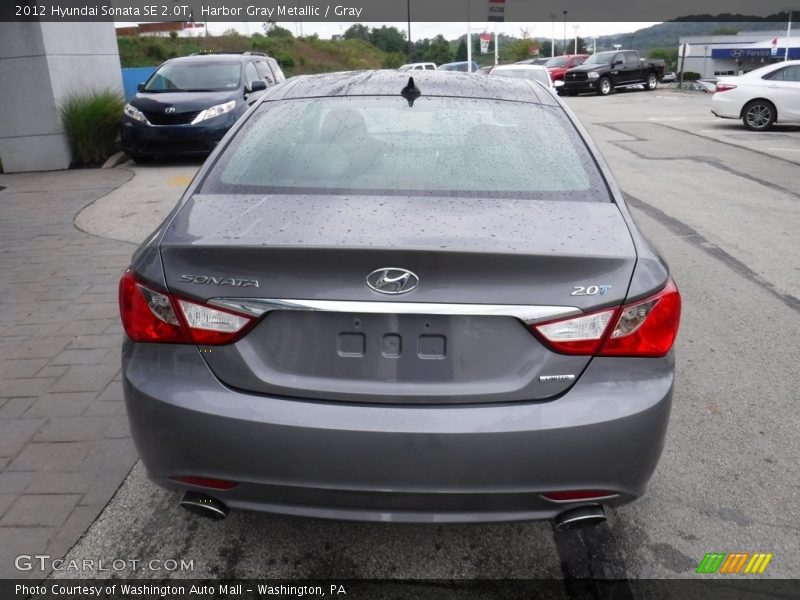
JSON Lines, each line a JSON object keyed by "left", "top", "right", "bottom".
{"left": 366, "top": 268, "right": 419, "bottom": 295}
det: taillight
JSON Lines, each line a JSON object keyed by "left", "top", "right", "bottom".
{"left": 119, "top": 269, "right": 253, "bottom": 345}
{"left": 715, "top": 83, "right": 737, "bottom": 92}
{"left": 599, "top": 279, "right": 681, "bottom": 357}
{"left": 542, "top": 490, "right": 617, "bottom": 502}
{"left": 119, "top": 270, "right": 186, "bottom": 343}
{"left": 532, "top": 278, "right": 681, "bottom": 358}
{"left": 177, "top": 299, "right": 253, "bottom": 345}
{"left": 170, "top": 476, "right": 239, "bottom": 490}
{"left": 533, "top": 309, "right": 615, "bottom": 355}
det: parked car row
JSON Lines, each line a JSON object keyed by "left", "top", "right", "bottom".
{"left": 431, "top": 50, "right": 664, "bottom": 98}
{"left": 122, "top": 51, "right": 799, "bottom": 163}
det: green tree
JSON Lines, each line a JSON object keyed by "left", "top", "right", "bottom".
{"left": 455, "top": 38, "right": 468, "bottom": 61}
{"left": 343, "top": 24, "right": 370, "bottom": 42}
{"left": 649, "top": 47, "right": 679, "bottom": 70}
{"left": 505, "top": 39, "right": 534, "bottom": 62}
{"left": 425, "top": 35, "right": 452, "bottom": 65}
{"left": 572, "top": 36, "right": 589, "bottom": 54}
{"left": 411, "top": 38, "right": 430, "bottom": 62}
{"left": 267, "top": 25, "right": 294, "bottom": 38}
{"left": 382, "top": 52, "right": 405, "bottom": 69}
{"left": 369, "top": 26, "right": 406, "bottom": 54}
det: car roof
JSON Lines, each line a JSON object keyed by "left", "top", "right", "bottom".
{"left": 264, "top": 70, "right": 559, "bottom": 105}
{"left": 493, "top": 64, "right": 548, "bottom": 71}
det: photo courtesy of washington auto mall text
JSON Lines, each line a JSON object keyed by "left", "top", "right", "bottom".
{"left": 15, "top": 583, "right": 348, "bottom": 598}
{"left": 1, "top": 0, "right": 800, "bottom": 598}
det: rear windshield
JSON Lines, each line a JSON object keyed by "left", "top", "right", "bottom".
{"left": 144, "top": 62, "right": 241, "bottom": 92}
{"left": 545, "top": 57, "right": 570, "bottom": 68}
{"left": 200, "top": 96, "right": 609, "bottom": 201}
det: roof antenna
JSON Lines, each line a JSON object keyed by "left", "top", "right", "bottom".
{"left": 401, "top": 77, "right": 421, "bottom": 107}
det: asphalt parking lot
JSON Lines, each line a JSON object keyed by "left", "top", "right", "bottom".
{"left": 26, "top": 88, "right": 800, "bottom": 583}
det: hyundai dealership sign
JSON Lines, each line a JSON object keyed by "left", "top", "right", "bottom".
{"left": 712, "top": 47, "right": 774, "bottom": 58}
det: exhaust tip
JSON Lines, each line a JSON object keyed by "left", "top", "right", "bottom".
{"left": 180, "top": 491, "right": 228, "bottom": 520}
{"left": 554, "top": 505, "right": 606, "bottom": 531}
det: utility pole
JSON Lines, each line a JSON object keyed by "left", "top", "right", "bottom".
{"left": 466, "top": 0, "right": 471, "bottom": 69}
{"left": 494, "top": 21, "right": 499, "bottom": 66}
{"left": 678, "top": 42, "right": 689, "bottom": 89}
{"left": 407, "top": 0, "right": 412, "bottom": 62}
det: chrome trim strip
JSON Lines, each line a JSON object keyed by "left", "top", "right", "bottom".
{"left": 208, "top": 298, "right": 581, "bottom": 325}
{"left": 541, "top": 494, "right": 619, "bottom": 504}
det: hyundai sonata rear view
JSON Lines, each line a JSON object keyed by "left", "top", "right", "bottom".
{"left": 119, "top": 71, "right": 681, "bottom": 527}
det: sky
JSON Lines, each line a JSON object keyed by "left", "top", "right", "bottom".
{"left": 196, "top": 21, "right": 660, "bottom": 41}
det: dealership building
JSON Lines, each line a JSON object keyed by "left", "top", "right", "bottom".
{"left": 0, "top": 22, "right": 123, "bottom": 172}
{"left": 678, "top": 30, "right": 800, "bottom": 78}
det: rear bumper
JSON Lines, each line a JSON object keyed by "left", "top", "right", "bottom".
{"left": 710, "top": 94, "right": 743, "bottom": 120}
{"left": 123, "top": 342, "right": 673, "bottom": 523}
{"left": 120, "top": 113, "right": 236, "bottom": 156}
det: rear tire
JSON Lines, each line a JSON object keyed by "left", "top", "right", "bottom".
{"left": 742, "top": 100, "right": 776, "bottom": 131}
{"left": 597, "top": 77, "right": 612, "bottom": 96}
{"left": 645, "top": 73, "right": 658, "bottom": 91}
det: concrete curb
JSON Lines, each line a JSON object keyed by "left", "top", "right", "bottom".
{"left": 101, "top": 151, "right": 129, "bottom": 169}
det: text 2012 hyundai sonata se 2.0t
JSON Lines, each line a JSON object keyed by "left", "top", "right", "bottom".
{"left": 119, "top": 71, "right": 681, "bottom": 527}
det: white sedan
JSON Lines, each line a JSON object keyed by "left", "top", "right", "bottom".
{"left": 486, "top": 64, "right": 555, "bottom": 91}
{"left": 711, "top": 60, "right": 800, "bottom": 131}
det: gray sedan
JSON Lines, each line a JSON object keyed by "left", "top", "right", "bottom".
{"left": 119, "top": 71, "right": 681, "bottom": 529}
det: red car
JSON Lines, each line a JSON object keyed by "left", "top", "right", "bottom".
{"left": 545, "top": 54, "right": 590, "bottom": 82}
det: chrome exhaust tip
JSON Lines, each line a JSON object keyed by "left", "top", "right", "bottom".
{"left": 554, "top": 505, "right": 606, "bottom": 531}
{"left": 180, "top": 491, "right": 228, "bottom": 519}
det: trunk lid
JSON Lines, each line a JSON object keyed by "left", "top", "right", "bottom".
{"left": 160, "top": 194, "right": 636, "bottom": 404}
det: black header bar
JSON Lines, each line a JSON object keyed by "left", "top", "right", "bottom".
{"left": 2, "top": 0, "right": 798, "bottom": 23}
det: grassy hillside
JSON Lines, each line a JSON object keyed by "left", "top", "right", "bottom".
{"left": 117, "top": 33, "right": 402, "bottom": 75}
{"left": 594, "top": 21, "right": 788, "bottom": 55}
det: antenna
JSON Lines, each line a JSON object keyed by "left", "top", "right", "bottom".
{"left": 400, "top": 77, "right": 421, "bottom": 107}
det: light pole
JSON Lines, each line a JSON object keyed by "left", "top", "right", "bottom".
{"left": 562, "top": 11, "right": 568, "bottom": 56}
{"left": 406, "top": 0, "right": 412, "bottom": 62}
{"left": 549, "top": 14, "right": 556, "bottom": 57}
{"left": 573, "top": 24, "right": 580, "bottom": 54}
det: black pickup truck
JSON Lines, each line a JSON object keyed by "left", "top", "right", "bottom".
{"left": 562, "top": 50, "right": 666, "bottom": 96}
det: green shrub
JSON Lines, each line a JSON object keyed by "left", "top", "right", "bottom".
{"left": 679, "top": 71, "right": 701, "bottom": 81}
{"left": 382, "top": 52, "right": 405, "bottom": 69}
{"left": 60, "top": 90, "right": 125, "bottom": 166}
